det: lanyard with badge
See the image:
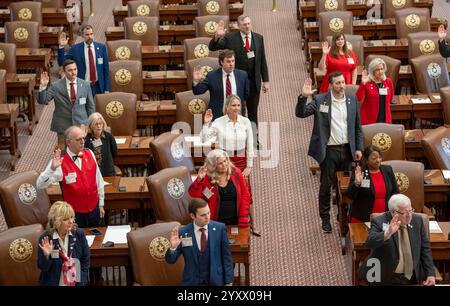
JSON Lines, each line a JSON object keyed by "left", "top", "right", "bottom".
{"left": 319, "top": 101, "right": 329, "bottom": 113}
{"left": 377, "top": 82, "right": 387, "bottom": 96}
{"left": 181, "top": 233, "right": 193, "bottom": 247}
{"left": 361, "top": 170, "right": 371, "bottom": 188}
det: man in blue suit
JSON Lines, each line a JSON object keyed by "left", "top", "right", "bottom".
{"left": 193, "top": 49, "right": 249, "bottom": 120}
{"left": 58, "top": 25, "right": 110, "bottom": 96}
{"left": 165, "top": 198, "right": 234, "bottom": 286}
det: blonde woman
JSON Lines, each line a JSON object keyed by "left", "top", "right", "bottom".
{"left": 37, "top": 201, "right": 90, "bottom": 286}
{"left": 84, "top": 112, "right": 117, "bottom": 177}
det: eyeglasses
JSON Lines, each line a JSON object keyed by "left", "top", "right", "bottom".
{"left": 395, "top": 209, "right": 415, "bottom": 216}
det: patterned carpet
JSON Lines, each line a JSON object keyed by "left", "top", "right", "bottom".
{"left": 1, "top": 0, "right": 450, "bottom": 285}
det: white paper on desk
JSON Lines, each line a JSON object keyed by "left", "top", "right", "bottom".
{"left": 411, "top": 98, "right": 432, "bottom": 104}
{"left": 85, "top": 235, "right": 95, "bottom": 247}
{"left": 429, "top": 221, "right": 443, "bottom": 234}
{"left": 442, "top": 170, "right": 450, "bottom": 180}
{"left": 433, "top": 95, "right": 441, "bottom": 100}
{"left": 115, "top": 138, "right": 127, "bottom": 144}
{"left": 102, "top": 225, "right": 131, "bottom": 244}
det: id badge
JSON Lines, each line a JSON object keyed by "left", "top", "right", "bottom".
{"left": 382, "top": 223, "right": 388, "bottom": 232}
{"left": 181, "top": 237, "right": 193, "bottom": 247}
{"left": 79, "top": 97, "right": 86, "bottom": 105}
{"left": 92, "top": 139, "right": 102, "bottom": 147}
{"left": 247, "top": 51, "right": 255, "bottom": 59}
{"left": 347, "top": 57, "right": 355, "bottom": 65}
{"left": 361, "top": 179, "right": 370, "bottom": 188}
{"left": 202, "top": 187, "right": 214, "bottom": 199}
{"left": 65, "top": 172, "right": 77, "bottom": 184}
{"left": 51, "top": 250, "right": 59, "bottom": 259}
{"left": 379, "top": 87, "right": 388, "bottom": 95}
{"left": 98, "top": 57, "right": 103, "bottom": 65}
{"left": 319, "top": 104, "right": 329, "bottom": 113}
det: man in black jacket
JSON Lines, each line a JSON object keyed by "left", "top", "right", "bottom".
{"left": 209, "top": 15, "right": 269, "bottom": 127}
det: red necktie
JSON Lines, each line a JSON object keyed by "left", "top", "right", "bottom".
{"left": 245, "top": 35, "right": 250, "bottom": 52}
{"left": 88, "top": 45, "right": 96, "bottom": 83}
{"left": 226, "top": 74, "right": 232, "bottom": 97}
{"left": 200, "top": 228, "right": 207, "bottom": 253}
{"left": 69, "top": 82, "right": 76, "bottom": 104}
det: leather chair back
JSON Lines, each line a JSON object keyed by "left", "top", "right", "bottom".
{"left": 35, "top": 0, "right": 64, "bottom": 9}
{"left": 0, "top": 69, "right": 6, "bottom": 104}
{"left": 362, "top": 123, "right": 405, "bottom": 161}
{"left": 5, "top": 21, "right": 40, "bottom": 49}
{"left": 146, "top": 166, "right": 192, "bottom": 224}
{"left": 109, "top": 60, "right": 143, "bottom": 98}
{"left": 364, "top": 54, "right": 401, "bottom": 89}
{"left": 176, "top": 90, "right": 210, "bottom": 134}
{"left": 150, "top": 131, "right": 195, "bottom": 173}
{"left": 186, "top": 57, "right": 221, "bottom": 90}
{"left": 107, "top": 39, "right": 142, "bottom": 62}
{"left": 128, "top": 0, "right": 160, "bottom": 17}
{"left": 421, "top": 126, "right": 450, "bottom": 169}
{"left": 195, "top": 15, "right": 229, "bottom": 38}
{"left": 383, "top": 0, "right": 414, "bottom": 19}
{"left": 316, "top": 0, "right": 345, "bottom": 14}
{"left": 408, "top": 32, "right": 440, "bottom": 60}
{"left": 410, "top": 53, "right": 449, "bottom": 94}
{"left": 440, "top": 86, "right": 450, "bottom": 125}
{"left": 0, "top": 170, "right": 50, "bottom": 228}
{"left": 382, "top": 160, "right": 424, "bottom": 213}
{"left": 0, "top": 224, "right": 43, "bottom": 285}
{"left": 0, "top": 43, "right": 17, "bottom": 74}
{"left": 394, "top": 8, "right": 430, "bottom": 39}
{"left": 184, "top": 37, "right": 219, "bottom": 66}
{"left": 318, "top": 11, "right": 353, "bottom": 42}
{"left": 10, "top": 1, "right": 42, "bottom": 26}
{"left": 198, "top": 0, "right": 229, "bottom": 16}
{"left": 124, "top": 16, "right": 159, "bottom": 45}
{"left": 127, "top": 221, "right": 184, "bottom": 285}
{"left": 95, "top": 92, "right": 138, "bottom": 136}
{"left": 327, "top": 34, "right": 363, "bottom": 65}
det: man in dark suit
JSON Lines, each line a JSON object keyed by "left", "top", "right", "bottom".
{"left": 296, "top": 72, "right": 364, "bottom": 233}
{"left": 165, "top": 198, "right": 234, "bottom": 286}
{"left": 58, "top": 24, "right": 110, "bottom": 96}
{"left": 37, "top": 59, "right": 95, "bottom": 149}
{"left": 209, "top": 15, "right": 269, "bottom": 126}
{"left": 359, "top": 194, "right": 436, "bottom": 285}
{"left": 193, "top": 49, "right": 249, "bottom": 120}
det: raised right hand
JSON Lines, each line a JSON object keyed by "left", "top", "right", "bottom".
{"left": 197, "top": 166, "right": 207, "bottom": 180}
{"left": 354, "top": 165, "right": 363, "bottom": 186}
{"left": 204, "top": 109, "right": 213, "bottom": 124}
{"left": 301, "top": 78, "right": 317, "bottom": 97}
{"left": 322, "top": 41, "right": 330, "bottom": 54}
{"left": 361, "top": 69, "right": 370, "bottom": 85}
{"left": 170, "top": 227, "right": 181, "bottom": 249}
{"left": 51, "top": 148, "right": 62, "bottom": 171}
{"left": 59, "top": 32, "right": 69, "bottom": 46}
{"left": 215, "top": 19, "right": 226, "bottom": 38}
{"left": 386, "top": 213, "right": 401, "bottom": 237}
{"left": 39, "top": 236, "right": 54, "bottom": 258}
{"left": 438, "top": 24, "right": 447, "bottom": 40}
{"left": 40, "top": 71, "right": 50, "bottom": 87}
{"left": 193, "top": 66, "right": 203, "bottom": 82}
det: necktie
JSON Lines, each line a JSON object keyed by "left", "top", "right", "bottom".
{"left": 200, "top": 228, "right": 207, "bottom": 253}
{"left": 226, "top": 74, "right": 232, "bottom": 98}
{"left": 69, "top": 82, "right": 76, "bottom": 104}
{"left": 72, "top": 155, "right": 79, "bottom": 162}
{"left": 396, "top": 225, "right": 414, "bottom": 280}
{"left": 245, "top": 35, "right": 250, "bottom": 52}
{"left": 88, "top": 45, "right": 96, "bottom": 83}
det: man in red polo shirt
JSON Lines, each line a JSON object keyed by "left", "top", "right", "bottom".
{"left": 37, "top": 126, "right": 105, "bottom": 227}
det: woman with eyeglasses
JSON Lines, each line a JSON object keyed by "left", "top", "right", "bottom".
{"left": 347, "top": 146, "right": 399, "bottom": 223}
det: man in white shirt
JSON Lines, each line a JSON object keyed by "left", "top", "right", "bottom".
{"left": 37, "top": 126, "right": 105, "bottom": 228}
{"left": 296, "top": 72, "right": 364, "bottom": 233}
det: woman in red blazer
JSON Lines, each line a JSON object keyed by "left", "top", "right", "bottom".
{"left": 189, "top": 149, "right": 251, "bottom": 227}
{"left": 356, "top": 58, "right": 394, "bottom": 125}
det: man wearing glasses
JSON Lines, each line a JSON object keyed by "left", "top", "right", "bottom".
{"left": 359, "top": 194, "right": 435, "bottom": 286}
{"left": 37, "top": 126, "right": 105, "bottom": 228}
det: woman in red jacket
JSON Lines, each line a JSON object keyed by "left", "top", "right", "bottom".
{"left": 189, "top": 149, "right": 251, "bottom": 228}
{"left": 356, "top": 58, "right": 394, "bottom": 125}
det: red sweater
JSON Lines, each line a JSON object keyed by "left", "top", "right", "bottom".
{"left": 355, "top": 78, "right": 394, "bottom": 125}
{"left": 188, "top": 168, "right": 251, "bottom": 226}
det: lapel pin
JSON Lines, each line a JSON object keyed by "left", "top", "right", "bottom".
{"left": 213, "top": 227, "right": 216, "bottom": 231}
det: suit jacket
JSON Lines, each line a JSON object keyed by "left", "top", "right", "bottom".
{"left": 359, "top": 212, "right": 435, "bottom": 285}
{"left": 209, "top": 31, "right": 269, "bottom": 91}
{"left": 165, "top": 221, "right": 234, "bottom": 286}
{"left": 37, "top": 228, "right": 90, "bottom": 286}
{"left": 37, "top": 77, "right": 95, "bottom": 133}
{"left": 295, "top": 92, "right": 364, "bottom": 164}
{"left": 193, "top": 68, "right": 249, "bottom": 120}
{"left": 347, "top": 165, "right": 400, "bottom": 222}
{"left": 58, "top": 41, "right": 111, "bottom": 94}
{"left": 439, "top": 39, "right": 450, "bottom": 58}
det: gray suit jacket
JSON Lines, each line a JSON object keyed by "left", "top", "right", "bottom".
{"left": 295, "top": 92, "right": 364, "bottom": 164}
{"left": 37, "top": 77, "right": 95, "bottom": 133}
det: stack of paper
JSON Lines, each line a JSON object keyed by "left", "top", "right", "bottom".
{"left": 102, "top": 225, "right": 131, "bottom": 244}
{"left": 85, "top": 235, "right": 95, "bottom": 247}
{"left": 411, "top": 98, "right": 432, "bottom": 104}
{"left": 442, "top": 170, "right": 450, "bottom": 180}
{"left": 429, "top": 221, "right": 443, "bottom": 234}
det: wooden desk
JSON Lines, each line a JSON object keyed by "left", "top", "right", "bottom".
{"left": 142, "top": 70, "right": 188, "bottom": 94}
{"left": 137, "top": 100, "right": 176, "bottom": 132}
{"left": 337, "top": 169, "right": 450, "bottom": 255}
{"left": 0, "top": 103, "right": 20, "bottom": 170}
{"left": 348, "top": 222, "right": 450, "bottom": 285}
{"left": 114, "top": 136, "right": 153, "bottom": 166}
{"left": 85, "top": 225, "right": 249, "bottom": 286}
{"left": 16, "top": 48, "right": 51, "bottom": 72}
{"left": 121, "top": 0, "right": 242, "bottom": 5}
{"left": 0, "top": 26, "right": 63, "bottom": 47}
{"left": 141, "top": 45, "right": 184, "bottom": 66}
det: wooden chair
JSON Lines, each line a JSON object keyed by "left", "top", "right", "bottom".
{"left": 410, "top": 53, "right": 449, "bottom": 94}
{"left": 394, "top": 8, "right": 430, "bottom": 39}
{"left": 407, "top": 32, "right": 440, "bottom": 60}
{"left": 175, "top": 90, "right": 210, "bottom": 135}
{"left": 0, "top": 43, "right": 16, "bottom": 74}
{"left": 127, "top": 0, "right": 160, "bottom": 18}
{"left": 197, "top": 0, "right": 229, "bottom": 16}
{"left": 124, "top": 16, "right": 159, "bottom": 45}
{"left": 106, "top": 39, "right": 142, "bottom": 62}
{"left": 316, "top": 0, "right": 345, "bottom": 15}
{"left": 195, "top": 15, "right": 229, "bottom": 38}
{"left": 362, "top": 123, "right": 405, "bottom": 161}
{"left": 5, "top": 21, "right": 40, "bottom": 49}
{"left": 383, "top": 0, "right": 414, "bottom": 19}
{"left": 184, "top": 37, "right": 219, "bottom": 65}
{"left": 10, "top": 1, "right": 42, "bottom": 26}
{"left": 109, "top": 60, "right": 145, "bottom": 100}
{"left": 421, "top": 126, "right": 450, "bottom": 169}
{"left": 185, "top": 57, "right": 221, "bottom": 90}
{"left": 318, "top": 11, "right": 353, "bottom": 42}
{"left": 440, "top": 86, "right": 450, "bottom": 126}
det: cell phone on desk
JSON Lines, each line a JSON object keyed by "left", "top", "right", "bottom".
{"left": 89, "top": 228, "right": 102, "bottom": 235}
